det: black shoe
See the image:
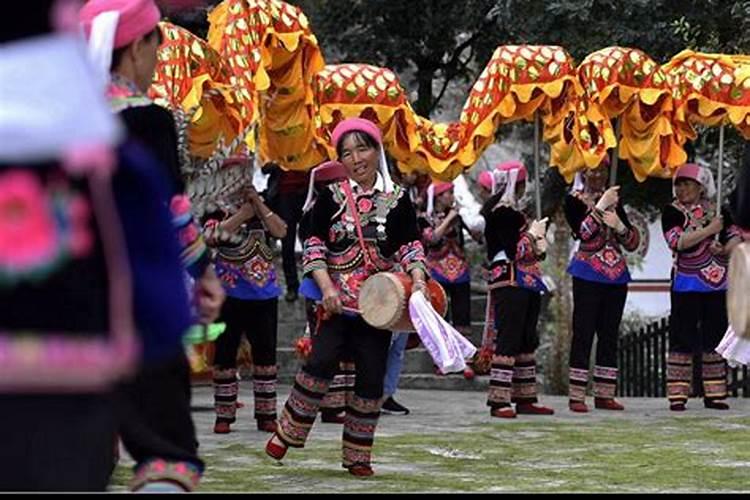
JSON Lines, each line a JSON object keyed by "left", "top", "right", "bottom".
{"left": 381, "top": 397, "right": 409, "bottom": 415}
{"left": 284, "top": 289, "right": 298, "bottom": 302}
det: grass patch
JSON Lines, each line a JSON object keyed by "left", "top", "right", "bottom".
{"left": 110, "top": 416, "right": 750, "bottom": 492}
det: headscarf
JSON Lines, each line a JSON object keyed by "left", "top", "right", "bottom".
{"left": 673, "top": 163, "right": 716, "bottom": 200}
{"left": 483, "top": 160, "right": 528, "bottom": 207}
{"left": 302, "top": 160, "right": 347, "bottom": 212}
{"left": 425, "top": 181, "right": 454, "bottom": 216}
{"left": 78, "top": 0, "right": 161, "bottom": 85}
{"left": 331, "top": 117, "right": 393, "bottom": 193}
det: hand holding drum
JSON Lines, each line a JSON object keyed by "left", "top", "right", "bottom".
{"left": 321, "top": 285, "right": 343, "bottom": 315}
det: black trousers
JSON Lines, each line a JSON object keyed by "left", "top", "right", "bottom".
{"left": 569, "top": 278, "right": 627, "bottom": 370}
{"left": 305, "top": 314, "right": 391, "bottom": 399}
{"left": 443, "top": 281, "right": 471, "bottom": 329}
{"left": 214, "top": 296, "right": 278, "bottom": 368}
{"left": 492, "top": 287, "right": 541, "bottom": 356}
{"left": 277, "top": 191, "right": 306, "bottom": 291}
{"left": 0, "top": 394, "right": 116, "bottom": 491}
{"left": 670, "top": 291, "right": 727, "bottom": 354}
{"left": 115, "top": 353, "right": 203, "bottom": 472}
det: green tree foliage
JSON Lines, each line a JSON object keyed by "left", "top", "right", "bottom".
{"left": 289, "top": 0, "right": 501, "bottom": 116}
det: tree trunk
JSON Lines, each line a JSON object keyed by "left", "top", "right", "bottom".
{"left": 546, "top": 208, "right": 573, "bottom": 395}
{"left": 414, "top": 67, "right": 434, "bottom": 117}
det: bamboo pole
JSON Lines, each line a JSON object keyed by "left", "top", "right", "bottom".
{"left": 534, "top": 112, "right": 542, "bottom": 219}
{"left": 609, "top": 117, "right": 623, "bottom": 186}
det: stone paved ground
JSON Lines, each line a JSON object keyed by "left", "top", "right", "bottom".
{"left": 111, "top": 386, "right": 750, "bottom": 493}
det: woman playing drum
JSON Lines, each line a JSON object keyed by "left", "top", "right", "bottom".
{"left": 481, "top": 160, "right": 554, "bottom": 418}
{"left": 265, "top": 118, "right": 428, "bottom": 477}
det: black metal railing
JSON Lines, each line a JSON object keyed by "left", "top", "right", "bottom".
{"left": 618, "top": 317, "right": 749, "bottom": 397}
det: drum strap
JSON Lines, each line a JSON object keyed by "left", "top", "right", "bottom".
{"left": 341, "top": 181, "right": 376, "bottom": 272}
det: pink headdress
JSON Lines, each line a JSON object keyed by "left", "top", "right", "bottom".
{"left": 496, "top": 160, "right": 527, "bottom": 182}
{"left": 79, "top": 0, "right": 160, "bottom": 49}
{"left": 478, "top": 170, "right": 494, "bottom": 191}
{"left": 79, "top": 0, "right": 161, "bottom": 85}
{"left": 302, "top": 160, "right": 348, "bottom": 212}
{"left": 490, "top": 160, "right": 527, "bottom": 206}
{"left": 426, "top": 181, "right": 454, "bottom": 216}
{"left": 331, "top": 117, "right": 382, "bottom": 149}
{"left": 330, "top": 117, "right": 392, "bottom": 193}
{"left": 674, "top": 163, "right": 716, "bottom": 199}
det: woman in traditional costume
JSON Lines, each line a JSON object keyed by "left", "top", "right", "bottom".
{"left": 480, "top": 161, "right": 554, "bottom": 418}
{"left": 265, "top": 118, "right": 428, "bottom": 477}
{"left": 204, "top": 157, "right": 287, "bottom": 434}
{"left": 662, "top": 163, "right": 741, "bottom": 411}
{"left": 563, "top": 161, "right": 640, "bottom": 412}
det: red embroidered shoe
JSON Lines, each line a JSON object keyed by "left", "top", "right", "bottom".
{"left": 213, "top": 421, "right": 231, "bottom": 434}
{"left": 669, "top": 402, "right": 686, "bottom": 412}
{"left": 257, "top": 419, "right": 278, "bottom": 433}
{"left": 347, "top": 464, "right": 374, "bottom": 477}
{"left": 490, "top": 406, "right": 516, "bottom": 419}
{"left": 704, "top": 399, "right": 730, "bottom": 410}
{"left": 463, "top": 366, "right": 476, "bottom": 380}
{"left": 321, "top": 411, "right": 346, "bottom": 424}
{"left": 568, "top": 401, "right": 589, "bottom": 413}
{"left": 594, "top": 398, "right": 625, "bottom": 411}
{"left": 265, "top": 434, "right": 288, "bottom": 461}
{"left": 516, "top": 403, "right": 555, "bottom": 415}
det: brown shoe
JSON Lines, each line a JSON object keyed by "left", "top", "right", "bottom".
{"left": 516, "top": 403, "right": 555, "bottom": 415}
{"left": 568, "top": 401, "right": 589, "bottom": 413}
{"left": 594, "top": 398, "right": 625, "bottom": 411}
{"left": 347, "top": 464, "right": 374, "bottom": 477}
{"left": 213, "top": 421, "right": 231, "bottom": 434}
{"left": 669, "top": 402, "right": 686, "bottom": 412}
{"left": 265, "top": 434, "right": 288, "bottom": 460}
{"left": 490, "top": 406, "right": 516, "bottom": 418}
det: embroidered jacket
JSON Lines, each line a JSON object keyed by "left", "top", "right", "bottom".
{"left": 482, "top": 200, "right": 547, "bottom": 293}
{"left": 302, "top": 180, "right": 426, "bottom": 311}
{"left": 564, "top": 192, "right": 640, "bottom": 284}
{"left": 662, "top": 200, "right": 740, "bottom": 292}
{"left": 204, "top": 215, "right": 280, "bottom": 300}
{"left": 418, "top": 211, "right": 470, "bottom": 284}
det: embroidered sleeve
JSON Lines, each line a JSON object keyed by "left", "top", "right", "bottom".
{"left": 516, "top": 232, "right": 536, "bottom": 261}
{"left": 397, "top": 240, "right": 427, "bottom": 273}
{"left": 579, "top": 212, "right": 601, "bottom": 241}
{"left": 618, "top": 225, "right": 641, "bottom": 252}
{"left": 302, "top": 236, "right": 328, "bottom": 275}
{"left": 170, "top": 194, "right": 209, "bottom": 278}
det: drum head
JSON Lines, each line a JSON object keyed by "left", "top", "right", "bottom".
{"left": 359, "top": 273, "right": 406, "bottom": 330}
{"left": 728, "top": 242, "right": 750, "bottom": 338}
